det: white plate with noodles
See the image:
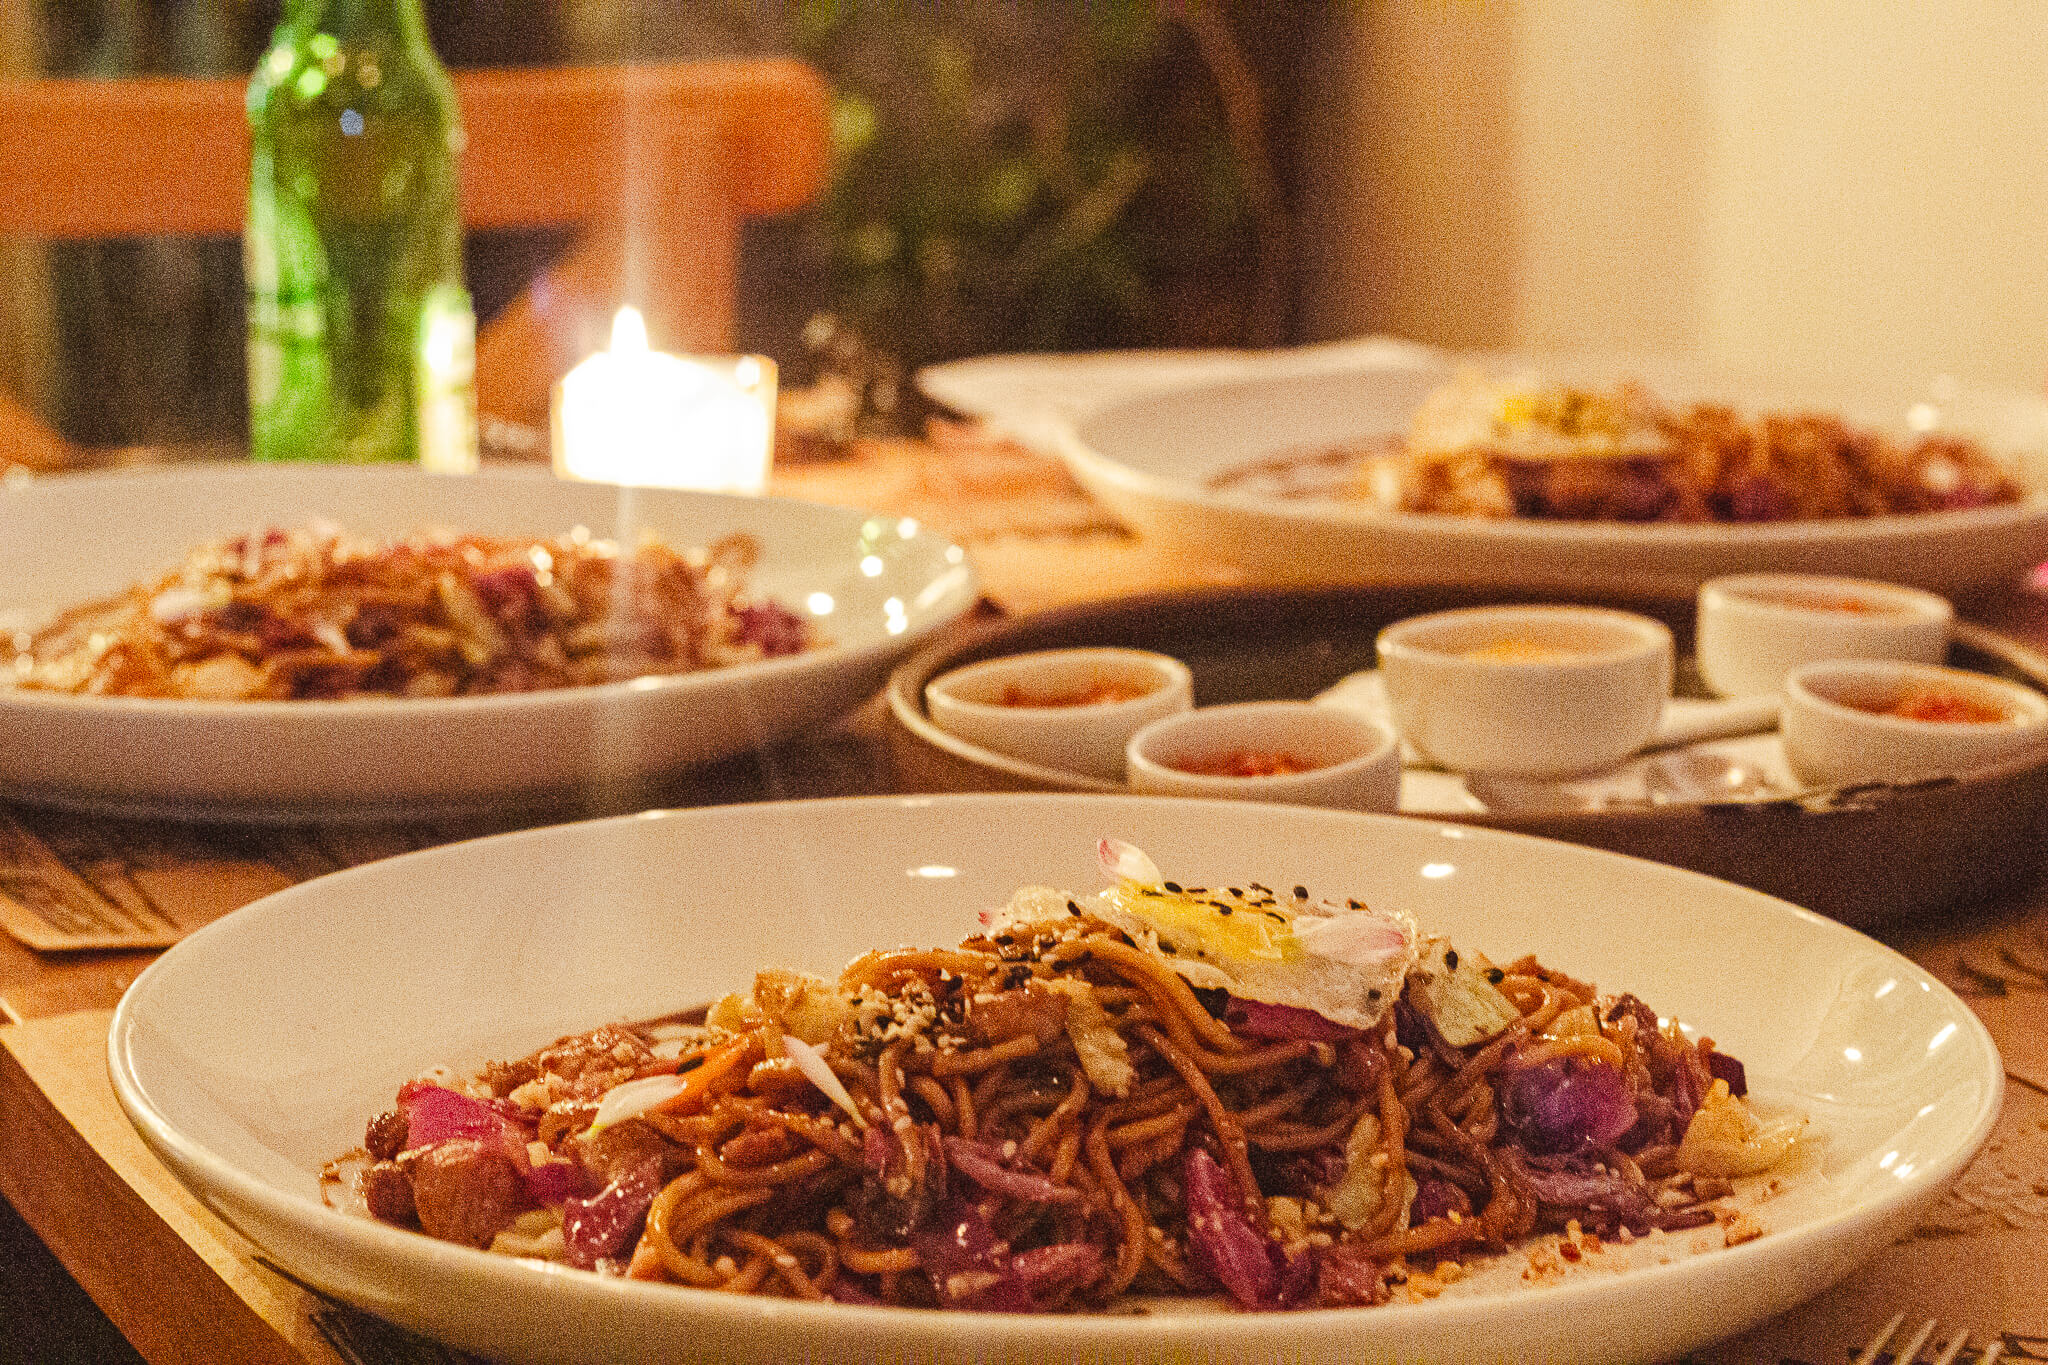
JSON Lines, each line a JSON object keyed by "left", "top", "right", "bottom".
{"left": 945, "top": 344, "right": 2048, "bottom": 595}
{"left": 108, "top": 794, "right": 2000, "bottom": 1365}
{"left": 0, "top": 465, "right": 977, "bottom": 821}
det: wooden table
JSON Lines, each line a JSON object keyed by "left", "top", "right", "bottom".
{"left": 3, "top": 432, "right": 2046, "bottom": 1365}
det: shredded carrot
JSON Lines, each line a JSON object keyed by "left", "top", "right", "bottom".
{"left": 654, "top": 1036, "right": 761, "bottom": 1116}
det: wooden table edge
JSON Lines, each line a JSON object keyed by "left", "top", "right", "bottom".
{"left": 1, "top": 1009, "right": 340, "bottom": 1365}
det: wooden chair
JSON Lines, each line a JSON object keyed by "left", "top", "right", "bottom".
{"left": 0, "top": 57, "right": 831, "bottom": 461}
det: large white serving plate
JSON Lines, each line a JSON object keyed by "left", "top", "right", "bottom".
{"left": 109, "top": 794, "right": 2001, "bottom": 1365}
{"left": 0, "top": 465, "right": 977, "bottom": 821}
{"left": 1025, "top": 347, "right": 2048, "bottom": 594}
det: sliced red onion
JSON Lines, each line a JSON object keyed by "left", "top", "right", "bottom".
{"left": 942, "top": 1137, "right": 1081, "bottom": 1205}
{"left": 1182, "top": 1147, "right": 1277, "bottom": 1309}
{"left": 1501, "top": 1057, "right": 1638, "bottom": 1155}
{"left": 561, "top": 1157, "right": 665, "bottom": 1271}
{"left": 1225, "top": 996, "right": 1359, "bottom": 1043}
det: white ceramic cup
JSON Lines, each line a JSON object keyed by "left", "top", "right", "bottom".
{"left": 1781, "top": 658, "right": 2048, "bottom": 787}
{"left": 1696, "top": 573, "right": 1952, "bottom": 698}
{"left": 1376, "top": 605, "right": 1674, "bottom": 779}
{"left": 1124, "top": 701, "right": 1402, "bottom": 811}
{"left": 924, "top": 647, "right": 1194, "bottom": 780}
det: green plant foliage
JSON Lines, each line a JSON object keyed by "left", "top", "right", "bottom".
{"left": 779, "top": 2, "right": 1267, "bottom": 374}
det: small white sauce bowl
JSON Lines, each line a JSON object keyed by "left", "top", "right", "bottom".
{"left": 1124, "top": 701, "right": 1402, "bottom": 811}
{"left": 1376, "top": 605, "right": 1674, "bottom": 779}
{"left": 1696, "top": 572, "right": 1952, "bottom": 698}
{"left": 924, "top": 647, "right": 1193, "bottom": 780}
{"left": 1781, "top": 659, "right": 2048, "bottom": 787}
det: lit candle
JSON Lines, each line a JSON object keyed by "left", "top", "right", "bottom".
{"left": 551, "top": 307, "right": 777, "bottom": 493}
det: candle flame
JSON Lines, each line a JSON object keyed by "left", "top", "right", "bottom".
{"left": 610, "top": 306, "right": 650, "bottom": 356}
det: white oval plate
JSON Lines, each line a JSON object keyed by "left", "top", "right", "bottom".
{"left": 109, "top": 794, "right": 2000, "bottom": 1365}
{"left": 1031, "top": 348, "right": 2048, "bottom": 595}
{"left": 0, "top": 466, "right": 978, "bottom": 821}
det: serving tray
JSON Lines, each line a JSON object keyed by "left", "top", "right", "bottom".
{"left": 886, "top": 584, "right": 2048, "bottom": 928}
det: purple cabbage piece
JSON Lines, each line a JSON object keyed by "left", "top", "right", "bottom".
{"left": 1727, "top": 472, "right": 1793, "bottom": 522}
{"left": 1705, "top": 1049, "right": 1748, "bottom": 1097}
{"left": 1182, "top": 1147, "right": 1281, "bottom": 1309}
{"left": 520, "top": 1157, "right": 592, "bottom": 1207}
{"left": 910, "top": 1196, "right": 1034, "bottom": 1312}
{"left": 1225, "top": 997, "right": 1360, "bottom": 1043}
{"left": 942, "top": 1137, "right": 1080, "bottom": 1204}
{"left": 826, "top": 1278, "right": 883, "bottom": 1305}
{"left": 1501, "top": 1057, "right": 1638, "bottom": 1156}
{"left": 561, "top": 1157, "right": 664, "bottom": 1271}
{"left": 1613, "top": 461, "right": 1675, "bottom": 520}
{"left": 1010, "top": 1242, "right": 1104, "bottom": 1299}
{"left": 1503, "top": 1149, "right": 1712, "bottom": 1236}
{"left": 1183, "top": 1148, "right": 1276, "bottom": 1306}
{"left": 470, "top": 564, "right": 540, "bottom": 620}
{"left": 855, "top": 1121, "right": 947, "bottom": 1242}
{"left": 400, "top": 1085, "right": 526, "bottom": 1151}
{"left": 1409, "top": 1175, "right": 1473, "bottom": 1227}
{"left": 735, "top": 601, "right": 811, "bottom": 656}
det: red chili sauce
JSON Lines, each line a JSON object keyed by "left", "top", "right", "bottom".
{"left": 1741, "top": 589, "right": 1903, "bottom": 616}
{"left": 1857, "top": 687, "right": 2011, "bottom": 724}
{"left": 999, "top": 678, "right": 1155, "bottom": 708}
{"left": 1171, "top": 749, "right": 1323, "bottom": 778}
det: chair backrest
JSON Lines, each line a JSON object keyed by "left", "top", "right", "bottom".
{"left": 0, "top": 57, "right": 831, "bottom": 458}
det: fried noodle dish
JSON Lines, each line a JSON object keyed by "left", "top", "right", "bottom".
{"left": 1223, "top": 368, "right": 2024, "bottom": 523}
{"left": 330, "top": 841, "right": 1803, "bottom": 1313}
{"left": 7, "top": 524, "right": 818, "bottom": 700}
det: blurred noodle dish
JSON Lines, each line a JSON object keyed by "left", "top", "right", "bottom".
{"left": 6, "top": 525, "right": 821, "bottom": 701}
{"left": 1216, "top": 369, "right": 2024, "bottom": 523}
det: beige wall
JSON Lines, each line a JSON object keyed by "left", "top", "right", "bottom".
{"left": 1302, "top": 1, "right": 2048, "bottom": 392}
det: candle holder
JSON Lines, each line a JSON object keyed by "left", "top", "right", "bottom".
{"left": 551, "top": 308, "right": 777, "bottom": 493}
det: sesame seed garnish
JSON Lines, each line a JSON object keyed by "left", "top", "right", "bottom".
{"left": 1163, "top": 882, "right": 1183, "bottom": 894}
{"left": 1293, "top": 886, "right": 1308, "bottom": 900}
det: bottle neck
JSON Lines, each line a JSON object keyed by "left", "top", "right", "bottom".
{"left": 281, "top": 0, "right": 429, "bottom": 42}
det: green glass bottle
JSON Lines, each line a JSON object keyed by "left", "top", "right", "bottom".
{"left": 245, "top": 0, "right": 477, "bottom": 469}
